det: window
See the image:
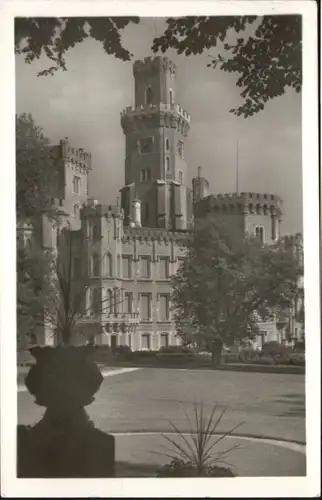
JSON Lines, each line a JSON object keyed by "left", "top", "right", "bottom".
{"left": 140, "top": 168, "right": 151, "bottom": 182}
{"left": 166, "top": 157, "right": 170, "bottom": 173}
{"left": 106, "top": 289, "right": 113, "bottom": 314}
{"left": 140, "top": 256, "right": 151, "bottom": 278}
{"left": 159, "top": 294, "right": 170, "bottom": 321}
{"left": 92, "top": 288, "right": 101, "bottom": 314}
{"left": 146, "top": 86, "right": 152, "bottom": 105}
{"left": 139, "top": 137, "right": 153, "bottom": 154}
{"left": 92, "top": 253, "right": 100, "bottom": 276}
{"left": 117, "top": 255, "right": 121, "bottom": 277}
{"left": 159, "top": 257, "right": 169, "bottom": 279}
{"left": 105, "top": 253, "right": 112, "bottom": 276}
{"left": 73, "top": 204, "right": 80, "bottom": 218}
{"left": 73, "top": 257, "right": 81, "bottom": 279}
{"left": 255, "top": 226, "right": 264, "bottom": 244}
{"left": 169, "top": 88, "right": 173, "bottom": 105}
{"left": 124, "top": 292, "right": 133, "bottom": 313}
{"left": 140, "top": 294, "right": 151, "bottom": 321}
{"left": 124, "top": 292, "right": 133, "bottom": 314}
{"left": 160, "top": 333, "right": 169, "bottom": 348}
{"left": 73, "top": 176, "right": 81, "bottom": 194}
{"left": 141, "top": 333, "right": 151, "bottom": 350}
{"left": 178, "top": 170, "right": 183, "bottom": 185}
{"left": 122, "top": 256, "right": 132, "bottom": 279}
{"left": 177, "top": 141, "right": 184, "bottom": 159}
{"left": 165, "top": 138, "right": 170, "bottom": 151}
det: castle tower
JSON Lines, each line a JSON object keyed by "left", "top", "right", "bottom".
{"left": 120, "top": 56, "right": 191, "bottom": 230}
{"left": 194, "top": 190, "right": 283, "bottom": 245}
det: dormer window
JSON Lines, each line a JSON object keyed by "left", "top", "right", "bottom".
{"left": 146, "top": 86, "right": 152, "bottom": 105}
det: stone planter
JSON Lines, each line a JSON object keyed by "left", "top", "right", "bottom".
{"left": 18, "top": 346, "right": 115, "bottom": 478}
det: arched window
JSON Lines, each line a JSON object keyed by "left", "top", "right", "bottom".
{"left": 165, "top": 138, "right": 170, "bottom": 151}
{"left": 92, "top": 253, "right": 100, "bottom": 276}
{"left": 146, "top": 86, "right": 152, "bottom": 105}
{"left": 169, "top": 89, "right": 173, "bottom": 106}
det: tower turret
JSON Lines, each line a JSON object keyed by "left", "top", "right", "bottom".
{"left": 120, "top": 56, "right": 191, "bottom": 230}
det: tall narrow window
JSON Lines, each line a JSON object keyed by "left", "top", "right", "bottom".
{"left": 140, "top": 294, "right": 151, "bottom": 320}
{"left": 73, "top": 176, "right": 81, "bottom": 194}
{"left": 165, "top": 138, "right": 170, "bottom": 151}
{"left": 255, "top": 226, "right": 265, "bottom": 244}
{"left": 141, "top": 333, "right": 151, "bottom": 350}
{"left": 105, "top": 253, "right": 112, "bottom": 276}
{"left": 73, "top": 204, "right": 80, "bottom": 218}
{"left": 178, "top": 170, "right": 183, "bottom": 185}
{"left": 92, "top": 224, "right": 99, "bottom": 241}
{"left": 146, "top": 86, "right": 152, "bottom": 105}
{"left": 159, "top": 294, "right": 170, "bottom": 321}
{"left": 159, "top": 257, "right": 169, "bottom": 279}
{"left": 124, "top": 292, "right": 133, "bottom": 314}
{"left": 166, "top": 157, "right": 170, "bottom": 173}
{"left": 122, "top": 256, "right": 132, "bottom": 279}
{"left": 160, "top": 333, "right": 169, "bottom": 348}
{"left": 106, "top": 289, "right": 113, "bottom": 314}
{"left": 140, "top": 256, "right": 151, "bottom": 278}
{"left": 117, "top": 254, "right": 121, "bottom": 277}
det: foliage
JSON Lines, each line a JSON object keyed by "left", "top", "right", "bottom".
{"left": 15, "top": 17, "right": 139, "bottom": 76}
{"left": 157, "top": 459, "right": 235, "bottom": 477}
{"left": 158, "top": 345, "right": 194, "bottom": 353}
{"left": 152, "top": 15, "right": 302, "bottom": 117}
{"left": 172, "top": 216, "right": 302, "bottom": 349}
{"left": 261, "top": 340, "right": 288, "bottom": 358}
{"left": 16, "top": 113, "right": 60, "bottom": 222}
{"left": 154, "top": 402, "right": 243, "bottom": 477}
{"left": 17, "top": 245, "right": 56, "bottom": 347}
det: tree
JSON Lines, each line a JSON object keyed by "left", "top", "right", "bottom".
{"left": 171, "top": 216, "right": 302, "bottom": 365}
{"left": 152, "top": 15, "right": 302, "bottom": 117}
{"left": 15, "top": 17, "right": 139, "bottom": 76}
{"left": 16, "top": 113, "right": 59, "bottom": 222}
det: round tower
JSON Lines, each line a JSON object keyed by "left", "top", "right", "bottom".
{"left": 120, "top": 56, "right": 191, "bottom": 230}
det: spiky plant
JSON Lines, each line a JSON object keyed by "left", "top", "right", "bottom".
{"left": 155, "top": 403, "right": 244, "bottom": 477}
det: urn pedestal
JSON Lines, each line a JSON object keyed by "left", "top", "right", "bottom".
{"left": 18, "top": 346, "right": 115, "bottom": 478}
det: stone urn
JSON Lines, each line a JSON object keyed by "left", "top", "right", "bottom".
{"left": 18, "top": 346, "right": 115, "bottom": 478}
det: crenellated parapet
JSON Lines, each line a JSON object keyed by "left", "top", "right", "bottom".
{"left": 133, "top": 56, "right": 177, "bottom": 78}
{"left": 123, "top": 226, "right": 190, "bottom": 245}
{"left": 120, "top": 103, "right": 191, "bottom": 136}
{"left": 60, "top": 137, "right": 92, "bottom": 171}
{"left": 194, "top": 192, "right": 283, "bottom": 218}
{"left": 81, "top": 203, "right": 124, "bottom": 221}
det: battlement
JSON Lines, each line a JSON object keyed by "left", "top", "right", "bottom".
{"left": 120, "top": 102, "right": 191, "bottom": 123}
{"left": 133, "top": 56, "right": 176, "bottom": 77}
{"left": 194, "top": 192, "right": 283, "bottom": 217}
{"left": 123, "top": 226, "right": 190, "bottom": 243}
{"left": 283, "top": 233, "right": 303, "bottom": 247}
{"left": 81, "top": 203, "right": 124, "bottom": 219}
{"left": 60, "top": 138, "right": 92, "bottom": 170}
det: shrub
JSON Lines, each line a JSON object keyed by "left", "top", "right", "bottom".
{"left": 249, "top": 356, "right": 275, "bottom": 365}
{"left": 261, "top": 341, "right": 287, "bottom": 358}
{"left": 131, "top": 350, "right": 158, "bottom": 359}
{"left": 156, "top": 352, "right": 198, "bottom": 365}
{"left": 154, "top": 403, "right": 242, "bottom": 477}
{"left": 159, "top": 345, "right": 193, "bottom": 354}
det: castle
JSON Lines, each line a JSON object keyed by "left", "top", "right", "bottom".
{"left": 18, "top": 56, "right": 304, "bottom": 350}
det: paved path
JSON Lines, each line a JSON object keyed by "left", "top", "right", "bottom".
{"left": 18, "top": 367, "right": 306, "bottom": 476}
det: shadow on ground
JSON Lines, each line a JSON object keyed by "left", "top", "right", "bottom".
{"left": 274, "top": 393, "right": 306, "bottom": 417}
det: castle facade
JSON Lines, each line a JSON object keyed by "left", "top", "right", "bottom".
{"left": 18, "top": 56, "right": 303, "bottom": 349}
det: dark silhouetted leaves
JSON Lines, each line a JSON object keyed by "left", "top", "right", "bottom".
{"left": 15, "top": 17, "right": 139, "bottom": 76}
{"left": 152, "top": 15, "right": 302, "bottom": 117}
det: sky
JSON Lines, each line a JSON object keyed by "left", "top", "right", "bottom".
{"left": 15, "top": 18, "right": 302, "bottom": 235}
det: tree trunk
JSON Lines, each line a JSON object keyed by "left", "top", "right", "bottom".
{"left": 211, "top": 338, "right": 223, "bottom": 367}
